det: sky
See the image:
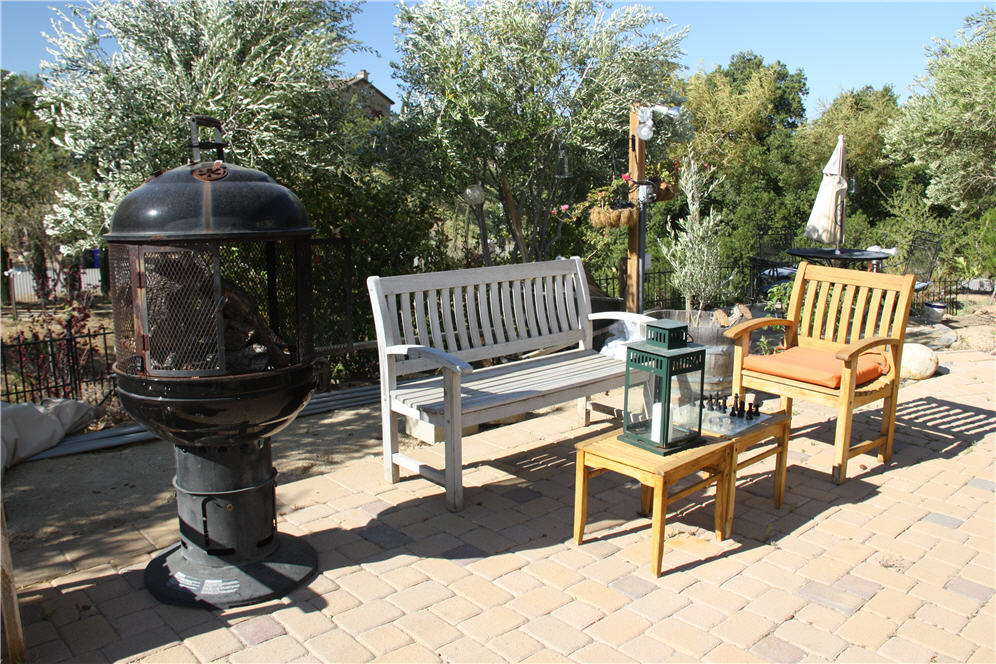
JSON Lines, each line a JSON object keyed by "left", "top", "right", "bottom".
{"left": 1, "top": 1, "right": 989, "bottom": 120}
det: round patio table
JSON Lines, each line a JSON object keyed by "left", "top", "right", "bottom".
{"left": 786, "top": 247, "right": 891, "bottom": 268}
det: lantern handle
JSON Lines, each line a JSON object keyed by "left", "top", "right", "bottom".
{"left": 189, "top": 115, "right": 228, "bottom": 163}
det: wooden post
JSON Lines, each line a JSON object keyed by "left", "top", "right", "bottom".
{"left": 2, "top": 508, "right": 26, "bottom": 663}
{"left": 626, "top": 108, "right": 647, "bottom": 313}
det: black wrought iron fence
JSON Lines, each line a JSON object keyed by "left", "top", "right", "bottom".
{"left": 913, "top": 279, "right": 960, "bottom": 312}
{"left": 1, "top": 328, "right": 116, "bottom": 405}
{"left": 590, "top": 266, "right": 749, "bottom": 311}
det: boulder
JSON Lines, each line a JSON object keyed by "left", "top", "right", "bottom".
{"left": 901, "top": 343, "right": 939, "bottom": 380}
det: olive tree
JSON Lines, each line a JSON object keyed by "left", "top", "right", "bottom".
{"left": 39, "top": 0, "right": 361, "bottom": 253}
{"left": 884, "top": 7, "right": 996, "bottom": 213}
{"left": 394, "top": 0, "right": 687, "bottom": 262}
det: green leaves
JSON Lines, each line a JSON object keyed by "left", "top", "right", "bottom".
{"left": 39, "top": 0, "right": 362, "bottom": 252}
{"left": 394, "top": 0, "right": 686, "bottom": 261}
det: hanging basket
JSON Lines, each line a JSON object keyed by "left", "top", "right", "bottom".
{"left": 591, "top": 201, "right": 638, "bottom": 229}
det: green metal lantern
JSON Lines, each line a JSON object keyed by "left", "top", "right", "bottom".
{"left": 619, "top": 319, "right": 706, "bottom": 454}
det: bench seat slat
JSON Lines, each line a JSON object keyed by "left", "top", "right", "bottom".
{"left": 392, "top": 349, "right": 623, "bottom": 419}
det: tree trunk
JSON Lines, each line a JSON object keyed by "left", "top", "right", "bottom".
{"left": 501, "top": 175, "right": 528, "bottom": 261}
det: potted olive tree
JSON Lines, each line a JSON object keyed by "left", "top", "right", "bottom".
{"left": 658, "top": 154, "right": 737, "bottom": 393}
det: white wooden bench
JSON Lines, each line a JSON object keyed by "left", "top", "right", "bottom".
{"left": 368, "top": 257, "right": 652, "bottom": 511}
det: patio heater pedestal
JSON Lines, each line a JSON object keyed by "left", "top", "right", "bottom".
{"left": 139, "top": 432, "right": 317, "bottom": 609}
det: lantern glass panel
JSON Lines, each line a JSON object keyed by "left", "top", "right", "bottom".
{"left": 620, "top": 341, "right": 705, "bottom": 454}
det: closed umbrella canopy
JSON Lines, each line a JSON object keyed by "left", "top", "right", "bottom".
{"left": 805, "top": 134, "right": 847, "bottom": 248}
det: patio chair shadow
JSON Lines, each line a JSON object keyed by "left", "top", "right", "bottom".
{"left": 788, "top": 396, "right": 993, "bottom": 481}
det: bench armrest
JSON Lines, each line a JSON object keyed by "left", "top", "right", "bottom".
{"left": 835, "top": 336, "right": 902, "bottom": 364}
{"left": 724, "top": 317, "right": 795, "bottom": 341}
{"left": 386, "top": 344, "right": 474, "bottom": 375}
{"left": 588, "top": 311, "right": 656, "bottom": 324}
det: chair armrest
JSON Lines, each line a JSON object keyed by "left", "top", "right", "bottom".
{"left": 835, "top": 336, "right": 902, "bottom": 364}
{"left": 385, "top": 344, "right": 474, "bottom": 375}
{"left": 724, "top": 317, "right": 795, "bottom": 341}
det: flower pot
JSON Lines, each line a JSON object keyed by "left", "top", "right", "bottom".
{"left": 924, "top": 301, "right": 946, "bottom": 323}
{"left": 652, "top": 309, "right": 735, "bottom": 395}
{"left": 653, "top": 180, "right": 676, "bottom": 202}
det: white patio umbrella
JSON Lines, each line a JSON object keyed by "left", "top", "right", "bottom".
{"left": 804, "top": 134, "right": 847, "bottom": 250}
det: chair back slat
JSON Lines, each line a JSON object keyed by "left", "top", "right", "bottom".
{"left": 833, "top": 284, "right": 857, "bottom": 344}
{"left": 848, "top": 285, "right": 871, "bottom": 341}
{"left": 787, "top": 262, "right": 915, "bottom": 351}
{"left": 863, "top": 288, "right": 884, "bottom": 338}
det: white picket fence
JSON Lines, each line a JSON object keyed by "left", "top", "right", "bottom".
{"left": 5, "top": 268, "right": 102, "bottom": 304}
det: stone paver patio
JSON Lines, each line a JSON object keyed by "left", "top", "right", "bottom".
{"left": 4, "top": 349, "right": 994, "bottom": 663}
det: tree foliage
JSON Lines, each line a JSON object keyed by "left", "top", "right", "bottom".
{"left": 884, "top": 7, "right": 996, "bottom": 213}
{"left": 39, "top": 0, "right": 362, "bottom": 252}
{"left": 1, "top": 71, "right": 70, "bottom": 259}
{"left": 394, "top": 0, "right": 687, "bottom": 262}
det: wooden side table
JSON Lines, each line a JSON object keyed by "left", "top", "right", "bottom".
{"left": 573, "top": 411, "right": 790, "bottom": 577}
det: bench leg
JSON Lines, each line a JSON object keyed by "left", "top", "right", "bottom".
{"left": 382, "top": 408, "right": 400, "bottom": 484}
{"left": 443, "top": 371, "right": 464, "bottom": 512}
{"left": 577, "top": 396, "right": 591, "bottom": 427}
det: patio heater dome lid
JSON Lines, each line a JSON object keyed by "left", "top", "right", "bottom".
{"left": 106, "top": 160, "right": 312, "bottom": 242}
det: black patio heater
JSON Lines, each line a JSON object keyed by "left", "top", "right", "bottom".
{"left": 105, "top": 116, "right": 318, "bottom": 608}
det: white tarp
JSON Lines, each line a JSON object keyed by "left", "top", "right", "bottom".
{"left": 805, "top": 134, "right": 847, "bottom": 246}
{"left": 1, "top": 399, "right": 94, "bottom": 472}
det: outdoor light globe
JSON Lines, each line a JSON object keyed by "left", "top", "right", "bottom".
{"left": 463, "top": 184, "right": 485, "bottom": 206}
{"left": 636, "top": 122, "right": 654, "bottom": 142}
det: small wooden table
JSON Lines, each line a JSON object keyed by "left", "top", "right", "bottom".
{"left": 574, "top": 411, "right": 790, "bottom": 577}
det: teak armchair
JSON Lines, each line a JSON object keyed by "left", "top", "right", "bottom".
{"left": 725, "top": 262, "right": 915, "bottom": 483}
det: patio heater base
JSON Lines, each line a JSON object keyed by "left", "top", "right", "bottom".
{"left": 144, "top": 533, "right": 317, "bottom": 609}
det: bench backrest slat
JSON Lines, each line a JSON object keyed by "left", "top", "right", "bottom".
{"left": 790, "top": 262, "right": 914, "bottom": 351}
{"left": 369, "top": 258, "right": 592, "bottom": 377}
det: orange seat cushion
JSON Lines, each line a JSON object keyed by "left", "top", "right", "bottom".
{"left": 743, "top": 346, "right": 886, "bottom": 389}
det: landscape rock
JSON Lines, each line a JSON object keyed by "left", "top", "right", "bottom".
{"left": 962, "top": 278, "right": 994, "bottom": 293}
{"left": 901, "top": 343, "right": 939, "bottom": 380}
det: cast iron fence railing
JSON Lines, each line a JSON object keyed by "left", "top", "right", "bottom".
{"left": 912, "top": 279, "right": 960, "bottom": 312}
{"left": 590, "top": 265, "right": 749, "bottom": 311}
{"left": 1, "top": 328, "right": 116, "bottom": 405}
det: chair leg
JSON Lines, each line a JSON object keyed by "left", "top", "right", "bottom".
{"left": 832, "top": 400, "right": 855, "bottom": 484}
{"left": 878, "top": 388, "right": 899, "bottom": 463}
